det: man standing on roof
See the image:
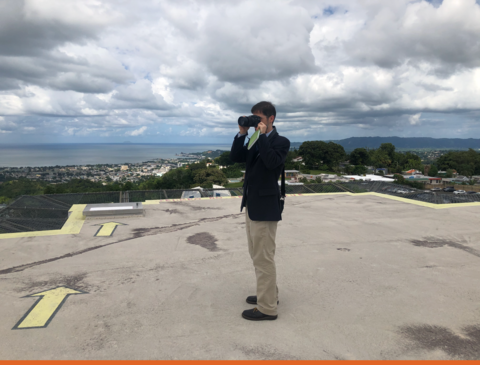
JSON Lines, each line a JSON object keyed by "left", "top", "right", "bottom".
{"left": 230, "top": 101, "right": 290, "bottom": 321}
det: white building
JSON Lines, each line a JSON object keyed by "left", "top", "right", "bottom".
{"left": 182, "top": 184, "right": 231, "bottom": 199}
{"left": 344, "top": 174, "right": 394, "bottom": 182}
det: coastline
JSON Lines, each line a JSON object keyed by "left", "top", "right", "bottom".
{"left": 0, "top": 143, "right": 231, "bottom": 168}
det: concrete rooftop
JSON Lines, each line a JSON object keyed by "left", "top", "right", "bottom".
{"left": 0, "top": 193, "right": 479, "bottom": 360}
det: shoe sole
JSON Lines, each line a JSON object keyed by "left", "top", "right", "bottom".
{"left": 242, "top": 313, "right": 278, "bottom": 321}
{"left": 246, "top": 299, "right": 279, "bottom": 305}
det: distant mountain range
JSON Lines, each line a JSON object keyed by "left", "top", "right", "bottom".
{"left": 290, "top": 137, "right": 480, "bottom": 151}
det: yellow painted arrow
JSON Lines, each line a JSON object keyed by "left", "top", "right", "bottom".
{"left": 94, "top": 222, "right": 126, "bottom": 237}
{"left": 13, "top": 286, "right": 87, "bottom": 329}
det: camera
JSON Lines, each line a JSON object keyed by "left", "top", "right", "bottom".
{"left": 238, "top": 115, "right": 261, "bottom": 128}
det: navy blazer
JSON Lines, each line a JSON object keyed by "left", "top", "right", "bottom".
{"left": 230, "top": 126, "right": 290, "bottom": 221}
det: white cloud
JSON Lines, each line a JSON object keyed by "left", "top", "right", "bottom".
{"left": 23, "top": 0, "right": 121, "bottom": 27}
{"left": 345, "top": 0, "right": 480, "bottom": 70}
{"left": 0, "top": 95, "right": 23, "bottom": 115}
{"left": 180, "top": 127, "right": 209, "bottom": 137}
{"left": 1, "top": 0, "right": 480, "bottom": 143}
{"left": 408, "top": 113, "right": 422, "bottom": 125}
{"left": 126, "top": 126, "right": 147, "bottom": 136}
{"left": 0, "top": 116, "right": 16, "bottom": 133}
{"left": 152, "top": 77, "right": 174, "bottom": 104}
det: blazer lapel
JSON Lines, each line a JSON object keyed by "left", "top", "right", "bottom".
{"left": 246, "top": 138, "right": 256, "bottom": 166}
{"left": 267, "top": 127, "right": 278, "bottom": 144}
{"left": 247, "top": 126, "right": 279, "bottom": 166}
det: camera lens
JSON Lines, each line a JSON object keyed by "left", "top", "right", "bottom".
{"left": 238, "top": 115, "right": 261, "bottom": 128}
{"left": 238, "top": 116, "right": 248, "bottom": 126}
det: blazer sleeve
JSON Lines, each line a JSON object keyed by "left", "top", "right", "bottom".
{"left": 230, "top": 134, "right": 248, "bottom": 163}
{"left": 257, "top": 134, "right": 290, "bottom": 170}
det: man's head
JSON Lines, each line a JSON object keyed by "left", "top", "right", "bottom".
{"left": 251, "top": 101, "right": 276, "bottom": 133}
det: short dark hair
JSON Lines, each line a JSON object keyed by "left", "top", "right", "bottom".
{"left": 251, "top": 101, "right": 276, "bottom": 122}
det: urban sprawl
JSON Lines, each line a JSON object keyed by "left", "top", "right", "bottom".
{"left": 0, "top": 152, "right": 209, "bottom": 185}
{"left": 1, "top": 148, "right": 480, "bottom": 189}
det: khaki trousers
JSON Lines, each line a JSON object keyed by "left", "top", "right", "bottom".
{"left": 245, "top": 207, "right": 279, "bottom": 316}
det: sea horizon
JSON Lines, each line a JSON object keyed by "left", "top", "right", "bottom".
{"left": 0, "top": 143, "right": 232, "bottom": 168}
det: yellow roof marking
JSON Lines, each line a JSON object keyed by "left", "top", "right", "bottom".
{"left": 0, "top": 204, "right": 86, "bottom": 240}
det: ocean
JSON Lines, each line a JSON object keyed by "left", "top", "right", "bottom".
{"left": 0, "top": 143, "right": 232, "bottom": 168}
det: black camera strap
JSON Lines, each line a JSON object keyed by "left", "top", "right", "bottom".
{"left": 279, "top": 164, "right": 286, "bottom": 214}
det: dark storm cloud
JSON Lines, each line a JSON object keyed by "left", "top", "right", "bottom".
{"left": 0, "top": 0, "right": 129, "bottom": 94}
{"left": 197, "top": 1, "right": 318, "bottom": 84}
{"left": 0, "top": 52, "right": 131, "bottom": 93}
{"left": 0, "top": 0, "right": 102, "bottom": 57}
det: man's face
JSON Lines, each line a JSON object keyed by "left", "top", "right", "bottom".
{"left": 253, "top": 111, "right": 274, "bottom": 131}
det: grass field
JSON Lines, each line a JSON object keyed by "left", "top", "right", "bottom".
{"left": 224, "top": 182, "right": 243, "bottom": 188}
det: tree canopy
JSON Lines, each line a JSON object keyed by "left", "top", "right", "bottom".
{"left": 193, "top": 168, "right": 228, "bottom": 188}
{"left": 379, "top": 143, "right": 396, "bottom": 162}
{"left": 428, "top": 165, "right": 438, "bottom": 177}
{"left": 298, "top": 141, "right": 346, "bottom": 170}
{"left": 436, "top": 149, "right": 480, "bottom": 177}
{"left": 349, "top": 148, "right": 370, "bottom": 166}
{"left": 214, "top": 151, "right": 235, "bottom": 167}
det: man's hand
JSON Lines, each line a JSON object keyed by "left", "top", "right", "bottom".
{"left": 239, "top": 125, "right": 250, "bottom": 135}
{"left": 257, "top": 122, "right": 267, "bottom": 134}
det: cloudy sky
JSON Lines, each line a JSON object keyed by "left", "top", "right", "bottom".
{"left": 1, "top": 0, "right": 480, "bottom": 144}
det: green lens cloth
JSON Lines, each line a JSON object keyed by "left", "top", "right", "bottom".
{"left": 247, "top": 129, "right": 260, "bottom": 150}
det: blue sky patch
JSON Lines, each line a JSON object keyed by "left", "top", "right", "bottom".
{"left": 323, "top": 6, "right": 337, "bottom": 16}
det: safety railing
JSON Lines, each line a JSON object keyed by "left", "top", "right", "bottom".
{"left": 2, "top": 182, "right": 480, "bottom": 234}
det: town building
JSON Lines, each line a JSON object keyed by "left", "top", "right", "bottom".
{"left": 285, "top": 170, "right": 300, "bottom": 181}
{"left": 344, "top": 174, "right": 394, "bottom": 182}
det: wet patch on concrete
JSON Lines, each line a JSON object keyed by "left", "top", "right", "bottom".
{"left": 81, "top": 316, "right": 112, "bottom": 352}
{"left": 337, "top": 248, "right": 350, "bottom": 252}
{"left": 130, "top": 222, "right": 201, "bottom": 240}
{"left": 236, "top": 344, "right": 300, "bottom": 360}
{"left": 0, "top": 213, "right": 241, "bottom": 275}
{"left": 399, "top": 324, "right": 480, "bottom": 360}
{"left": 16, "top": 272, "right": 90, "bottom": 293}
{"left": 410, "top": 237, "right": 480, "bottom": 258}
{"left": 131, "top": 226, "right": 161, "bottom": 239}
{"left": 187, "top": 232, "right": 219, "bottom": 252}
